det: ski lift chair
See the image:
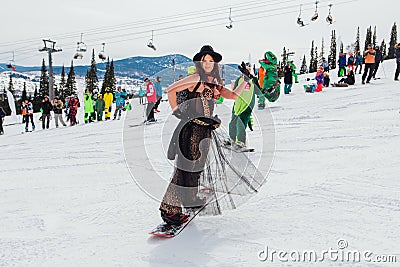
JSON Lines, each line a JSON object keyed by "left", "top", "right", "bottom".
{"left": 98, "top": 43, "right": 107, "bottom": 61}
{"left": 147, "top": 30, "right": 156, "bottom": 51}
{"left": 226, "top": 8, "right": 233, "bottom": 29}
{"left": 311, "top": 1, "right": 319, "bottom": 21}
{"left": 74, "top": 52, "right": 83, "bottom": 60}
{"left": 326, "top": 4, "right": 334, "bottom": 24}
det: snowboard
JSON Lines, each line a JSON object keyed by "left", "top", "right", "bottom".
{"left": 222, "top": 140, "right": 255, "bottom": 153}
{"left": 149, "top": 204, "right": 208, "bottom": 238}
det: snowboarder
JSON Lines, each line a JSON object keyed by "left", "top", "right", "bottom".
{"left": 338, "top": 53, "right": 347, "bottom": 77}
{"left": 332, "top": 68, "right": 355, "bottom": 87}
{"left": 68, "top": 95, "right": 80, "bottom": 126}
{"left": 84, "top": 89, "right": 95, "bottom": 123}
{"left": 287, "top": 61, "right": 299, "bottom": 83}
{"left": 257, "top": 51, "right": 281, "bottom": 109}
{"left": 283, "top": 64, "right": 293, "bottom": 94}
{"left": 95, "top": 94, "right": 105, "bottom": 121}
{"left": 160, "top": 45, "right": 248, "bottom": 227}
{"left": 315, "top": 66, "right": 324, "bottom": 92}
{"left": 362, "top": 45, "right": 376, "bottom": 84}
{"left": 372, "top": 46, "right": 383, "bottom": 79}
{"left": 395, "top": 43, "right": 400, "bottom": 81}
{"left": 153, "top": 76, "right": 163, "bottom": 113}
{"left": 0, "top": 107, "right": 5, "bottom": 135}
{"left": 228, "top": 62, "right": 260, "bottom": 150}
{"left": 323, "top": 72, "right": 330, "bottom": 87}
{"left": 113, "top": 87, "right": 127, "bottom": 120}
{"left": 22, "top": 99, "right": 35, "bottom": 132}
{"left": 144, "top": 77, "right": 157, "bottom": 122}
{"left": 103, "top": 88, "right": 113, "bottom": 120}
{"left": 354, "top": 51, "right": 364, "bottom": 74}
{"left": 138, "top": 87, "right": 145, "bottom": 105}
{"left": 52, "top": 97, "right": 67, "bottom": 127}
{"left": 321, "top": 57, "right": 329, "bottom": 72}
{"left": 41, "top": 96, "right": 53, "bottom": 129}
{"left": 347, "top": 52, "right": 355, "bottom": 71}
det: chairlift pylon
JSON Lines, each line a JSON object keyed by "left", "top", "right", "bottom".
{"left": 226, "top": 8, "right": 233, "bottom": 29}
{"left": 147, "top": 30, "right": 156, "bottom": 51}
{"left": 326, "top": 4, "right": 334, "bottom": 24}
{"left": 98, "top": 42, "right": 107, "bottom": 61}
{"left": 311, "top": 1, "right": 319, "bottom": 22}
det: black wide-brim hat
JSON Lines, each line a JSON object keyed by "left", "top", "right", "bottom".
{"left": 193, "top": 45, "right": 222, "bottom": 63}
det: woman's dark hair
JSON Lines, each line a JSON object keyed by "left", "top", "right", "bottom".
{"left": 194, "top": 54, "right": 223, "bottom": 87}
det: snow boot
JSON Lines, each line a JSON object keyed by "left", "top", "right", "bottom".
{"left": 160, "top": 210, "right": 189, "bottom": 226}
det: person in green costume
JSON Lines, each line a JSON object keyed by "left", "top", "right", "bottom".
{"left": 287, "top": 61, "right": 299, "bottom": 83}
{"left": 258, "top": 51, "right": 281, "bottom": 109}
{"left": 229, "top": 62, "right": 260, "bottom": 148}
{"left": 84, "top": 89, "right": 95, "bottom": 123}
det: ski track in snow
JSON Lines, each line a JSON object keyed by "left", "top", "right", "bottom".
{"left": 1, "top": 60, "right": 400, "bottom": 266}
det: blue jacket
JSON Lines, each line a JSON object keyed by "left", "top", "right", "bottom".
{"left": 338, "top": 55, "right": 347, "bottom": 68}
{"left": 154, "top": 81, "right": 162, "bottom": 97}
{"left": 114, "top": 91, "right": 127, "bottom": 107}
{"left": 355, "top": 55, "right": 363, "bottom": 64}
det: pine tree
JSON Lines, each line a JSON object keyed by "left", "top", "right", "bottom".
{"left": 328, "top": 30, "right": 337, "bottom": 70}
{"left": 21, "top": 82, "right": 27, "bottom": 101}
{"left": 309, "top": 40, "right": 315, "bottom": 73}
{"left": 281, "top": 47, "right": 288, "bottom": 67}
{"left": 101, "top": 57, "right": 110, "bottom": 95}
{"left": 313, "top": 46, "right": 318, "bottom": 72}
{"left": 355, "top": 27, "right": 361, "bottom": 53}
{"left": 8, "top": 74, "right": 15, "bottom": 96}
{"left": 300, "top": 55, "right": 308, "bottom": 74}
{"left": 39, "top": 58, "right": 49, "bottom": 97}
{"left": 65, "top": 60, "right": 77, "bottom": 97}
{"left": 85, "top": 49, "right": 99, "bottom": 93}
{"left": 319, "top": 38, "right": 325, "bottom": 64}
{"left": 340, "top": 42, "right": 344, "bottom": 54}
{"left": 388, "top": 22, "right": 398, "bottom": 59}
{"left": 364, "top": 26, "right": 372, "bottom": 51}
{"left": 59, "top": 65, "right": 66, "bottom": 99}
{"left": 33, "top": 85, "right": 41, "bottom": 112}
{"left": 372, "top": 26, "right": 377, "bottom": 47}
{"left": 381, "top": 40, "right": 387, "bottom": 60}
{"left": 105, "top": 59, "right": 116, "bottom": 92}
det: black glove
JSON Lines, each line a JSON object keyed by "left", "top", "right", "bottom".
{"left": 238, "top": 61, "right": 254, "bottom": 82}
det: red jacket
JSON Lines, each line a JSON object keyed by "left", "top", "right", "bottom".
{"left": 146, "top": 82, "right": 157, "bottom": 103}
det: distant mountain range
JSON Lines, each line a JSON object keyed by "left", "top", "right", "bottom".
{"left": 0, "top": 54, "right": 241, "bottom": 86}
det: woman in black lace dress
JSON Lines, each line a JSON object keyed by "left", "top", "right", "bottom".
{"left": 159, "top": 45, "right": 251, "bottom": 226}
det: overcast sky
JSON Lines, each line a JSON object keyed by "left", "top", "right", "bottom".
{"left": 0, "top": 0, "right": 399, "bottom": 68}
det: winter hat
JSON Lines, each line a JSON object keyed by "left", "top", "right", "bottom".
{"left": 193, "top": 45, "right": 222, "bottom": 63}
{"left": 144, "top": 77, "right": 150, "bottom": 82}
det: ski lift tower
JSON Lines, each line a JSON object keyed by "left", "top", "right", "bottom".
{"left": 39, "top": 39, "right": 62, "bottom": 101}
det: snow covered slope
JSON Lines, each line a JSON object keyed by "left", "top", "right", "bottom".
{"left": 0, "top": 60, "right": 399, "bottom": 266}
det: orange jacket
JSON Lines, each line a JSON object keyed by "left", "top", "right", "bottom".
{"left": 364, "top": 49, "right": 376, "bottom": 64}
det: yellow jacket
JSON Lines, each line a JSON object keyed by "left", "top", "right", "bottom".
{"left": 104, "top": 92, "right": 113, "bottom": 107}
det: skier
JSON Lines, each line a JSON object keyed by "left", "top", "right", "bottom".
{"left": 257, "top": 51, "right": 280, "bottom": 109}
{"left": 68, "top": 95, "right": 80, "bottom": 126}
{"left": 0, "top": 107, "right": 5, "bottom": 135}
{"left": 315, "top": 66, "right": 324, "bottom": 92}
{"left": 84, "top": 89, "right": 95, "bottom": 123}
{"left": 347, "top": 52, "right": 355, "bottom": 71}
{"left": 395, "top": 43, "right": 400, "bottom": 81}
{"left": 113, "top": 87, "right": 127, "bottom": 120}
{"left": 228, "top": 62, "right": 260, "bottom": 150}
{"left": 362, "top": 45, "right": 376, "bottom": 84}
{"left": 338, "top": 53, "right": 347, "bottom": 77}
{"left": 153, "top": 77, "right": 163, "bottom": 113}
{"left": 103, "top": 88, "right": 114, "bottom": 120}
{"left": 95, "top": 94, "right": 105, "bottom": 121}
{"left": 41, "top": 96, "right": 53, "bottom": 129}
{"left": 22, "top": 99, "right": 35, "bottom": 132}
{"left": 52, "top": 97, "right": 67, "bottom": 127}
{"left": 283, "top": 64, "right": 293, "bottom": 94}
{"left": 160, "top": 45, "right": 248, "bottom": 227}
{"left": 144, "top": 77, "right": 157, "bottom": 122}
{"left": 354, "top": 51, "right": 364, "bottom": 74}
{"left": 372, "top": 46, "right": 383, "bottom": 79}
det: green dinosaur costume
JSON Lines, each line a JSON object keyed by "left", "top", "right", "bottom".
{"left": 258, "top": 51, "right": 281, "bottom": 108}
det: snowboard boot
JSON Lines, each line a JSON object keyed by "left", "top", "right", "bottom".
{"left": 25, "top": 126, "right": 29, "bottom": 132}
{"left": 160, "top": 210, "right": 189, "bottom": 226}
